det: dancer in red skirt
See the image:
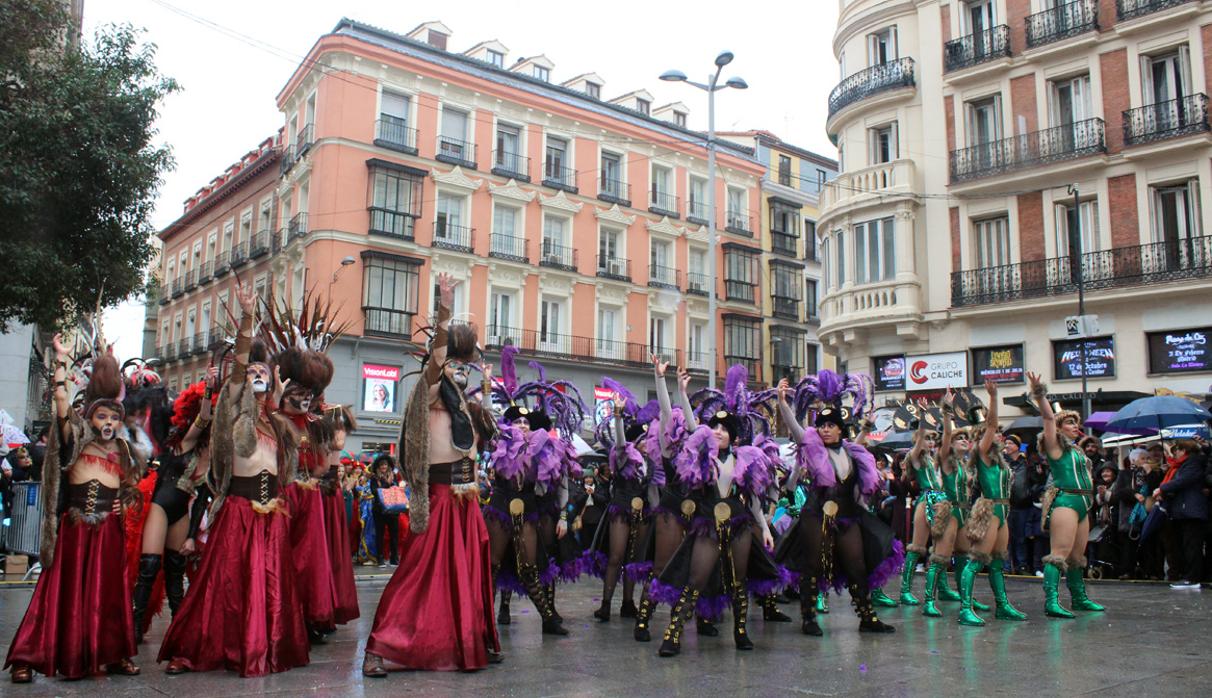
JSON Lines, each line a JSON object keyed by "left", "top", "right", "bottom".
{"left": 320, "top": 405, "right": 361, "bottom": 627}
{"left": 7, "top": 332, "right": 144, "bottom": 683}
{"left": 158, "top": 283, "right": 310, "bottom": 677}
{"left": 363, "top": 273, "right": 502, "bottom": 676}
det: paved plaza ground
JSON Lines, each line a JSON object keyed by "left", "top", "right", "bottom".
{"left": 0, "top": 574, "right": 1209, "bottom": 696}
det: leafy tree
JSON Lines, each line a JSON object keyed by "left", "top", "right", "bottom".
{"left": 0, "top": 0, "right": 178, "bottom": 331}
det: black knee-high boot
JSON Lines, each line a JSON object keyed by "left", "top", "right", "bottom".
{"left": 800, "top": 575, "right": 822, "bottom": 636}
{"left": 658, "top": 586, "right": 700, "bottom": 657}
{"left": 634, "top": 580, "right": 657, "bottom": 642}
{"left": 521, "top": 563, "right": 568, "bottom": 636}
{"left": 733, "top": 590, "right": 754, "bottom": 650}
{"left": 850, "top": 583, "right": 896, "bottom": 633}
{"left": 761, "top": 593, "right": 792, "bottom": 622}
{"left": 132, "top": 553, "right": 161, "bottom": 643}
{"left": 163, "top": 550, "right": 188, "bottom": 616}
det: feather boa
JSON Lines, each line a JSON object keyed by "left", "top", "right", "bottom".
{"left": 609, "top": 440, "right": 645, "bottom": 482}
{"left": 641, "top": 417, "right": 663, "bottom": 464}
{"left": 675, "top": 425, "right": 718, "bottom": 488}
{"left": 490, "top": 422, "right": 527, "bottom": 480}
{"left": 733, "top": 445, "right": 773, "bottom": 496}
{"left": 665, "top": 407, "right": 690, "bottom": 451}
{"left": 795, "top": 427, "right": 879, "bottom": 495}
{"left": 558, "top": 437, "right": 584, "bottom": 480}
{"left": 527, "top": 429, "right": 563, "bottom": 487}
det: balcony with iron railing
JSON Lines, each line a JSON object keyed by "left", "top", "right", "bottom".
{"left": 543, "top": 161, "right": 578, "bottom": 193}
{"left": 158, "top": 284, "right": 170, "bottom": 305}
{"left": 279, "top": 144, "right": 295, "bottom": 175}
{"left": 598, "top": 176, "right": 630, "bottom": 207}
{"left": 433, "top": 220, "right": 474, "bottom": 252}
{"left": 295, "top": 123, "right": 314, "bottom": 155}
{"left": 597, "top": 254, "right": 631, "bottom": 281}
{"left": 950, "top": 117, "right": 1105, "bottom": 183}
{"left": 177, "top": 336, "right": 195, "bottom": 357}
{"left": 162, "top": 343, "right": 177, "bottom": 362}
{"left": 725, "top": 279, "right": 756, "bottom": 303}
{"left": 944, "top": 25, "right": 1010, "bottom": 72}
{"left": 272, "top": 229, "right": 284, "bottom": 253}
{"left": 1026, "top": 0, "right": 1099, "bottom": 48}
{"left": 492, "top": 150, "right": 531, "bottom": 181}
{"left": 686, "top": 199, "right": 709, "bottom": 224}
{"left": 250, "top": 230, "right": 271, "bottom": 258}
{"left": 687, "top": 271, "right": 710, "bottom": 296}
{"left": 368, "top": 207, "right": 415, "bottom": 240}
{"left": 436, "top": 135, "right": 477, "bottom": 169}
{"left": 483, "top": 324, "right": 683, "bottom": 370}
{"left": 213, "top": 250, "right": 231, "bottom": 277}
{"left": 192, "top": 333, "right": 207, "bottom": 356}
{"left": 1123, "top": 94, "right": 1210, "bottom": 146}
{"left": 951, "top": 235, "right": 1212, "bottom": 307}
{"left": 490, "top": 232, "right": 529, "bottom": 263}
{"left": 725, "top": 210, "right": 752, "bottom": 236}
{"left": 230, "top": 240, "right": 250, "bottom": 267}
{"left": 649, "top": 263, "right": 680, "bottom": 290}
{"left": 374, "top": 115, "right": 418, "bottom": 154}
{"left": 685, "top": 350, "right": 710, "bottom": 373}
{"left": 197, "top": 261, "right": 213, "bottom": 285}
{"left": 363, "top": 307, "right": 415, "bottom": 338}
{"left": 771, "top": 230, "right": 799, "bottom": 257}
{"left": 538, "top": 240, "right": 578, "bottom": 271}
{"left": 827, "top": 57, "right": 915, "bottom": 118}
{"left": 649, "top": 190, "right": 680, "bottom": 219}
{"left": 171, "top": 277, "right": 184, "bottom": 298}
{"left": 1116, "top": 0, "right": 1198, "bottom": 22}
{"left": 288, "top": 212, "right": 308, "bottom": 240}
{"left": 207, "top": 326, "right": 226, "bottom": 350}
{"left": 184, "top": 268, "right": 198, "bottom": 292}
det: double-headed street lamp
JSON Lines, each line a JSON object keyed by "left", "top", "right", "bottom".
{"left": 661, "top": 52, "right": 747, "bottom": 389}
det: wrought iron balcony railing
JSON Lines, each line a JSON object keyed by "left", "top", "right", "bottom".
{"left": 597, "top": 254, "right": 631, "bottom": 281}
{"left": 950, "top": 117, "right": 1105, "bottom": 182}
{"left": 1116, "top": 0, "right": 1197, "bottom": 22}
{"left": 171, "top": 277, "right": 184, "bottom": 298}
{"left": 1123, "top": 93, "right": 1210, "bottom": 146}
{"left": 288, "top": 212, "right": 308, "bottom": 239}
{"left": 827, "top": 57, "right": 915, "bottom": 117}
{"left": 687, "top": 271, "right": 710, "bottom": 296}
{"left": 490, "top": 232, "right": 529, "bottom": 263}
{"left": 686, "top": 200, "right": 709, "bottom": 223}
{"left": 158, "top": 285, "right": 170, "bottom": 305}
{"left": 213, "top": 250, "right": 231, "bottom": 277}
{"left": 295, "top": 123, "right": 314, "bottom": 155}
{"left": 197, "top": 261, "right": 212, "bottom": 284}
{"left": 433, "top": 221, "right": 474, "bottom": 252}
{"left": 725, "top": 210, "right": 752, "bottom": 236}
{"left": 649, "top": 263, "right": 680, "bottom": 290}
{"left": 542, "top": 161, "right": 578, "bottom": 193}
{"left": 369, "top": 207, "right": 414, "bottom": 240}
{"left": 951, "top": 235, "right": 1212, "bottom": 307}
{"left": 492, "top": 150, "right": 530, "bottom": 181}
{"left": 230, "top": 240, "right": 249, "bottom": 267}
{"left": 944, "top": 26, "right": 1010, "bottom": 72}
{"left": 363, "top": 307, "right": 415, "bottom": 338}
{"left": 1026, "top": 0, "right": 1098, "bottom": 48}
{"left": 598, "top": 176, "right": 631, "bottom": 206}
{"left": 483, "top": 324, "right": 684, "bottom": 370}
{"left": 539, "top": 240, "right": 577, "bottom": 271}
{"left": 436, "top": 135, "right": 477, "bottom": 169}
{"left": 374, "top": 115, "right": 418, "bottom": 154}
{"left": 279, "top": 144, "right": 295, "bottom": 175}
{"left": 207, "top": 326, "right": 226, "bottom": 350}
{"left": 250, "top": 230, "right": 271, "bottom": 258}
{"left": 649, "top": 191, "right": 680, "bottom": 218}
{"left": 183, "top": 269, "right": 197, "bottom": 291}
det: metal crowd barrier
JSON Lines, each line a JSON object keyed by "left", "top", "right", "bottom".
{"left": 3, "top": 481, "right": 43, "bottom": 556}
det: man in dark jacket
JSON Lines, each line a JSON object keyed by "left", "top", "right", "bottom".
{"left": 1008, "top": 436, "right": 1046, "bottom": 574}
{"left": 1155, "top": 439, "right": 1208, "bottom": 589}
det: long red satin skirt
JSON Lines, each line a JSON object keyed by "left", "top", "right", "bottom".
{"left": 285, "top": 483, "right": 338, "bottom": 628}
{"left": 365, "top": 484, "right": 499, "bottom": 671}
{"left": 157, "top": 495, "right": 308, "bottom": 677}
{"left": 5, "top": 514, "right": 136, "bottom": 679}
{"left": 320, "top": 489, "right": 359, "bottom": 625}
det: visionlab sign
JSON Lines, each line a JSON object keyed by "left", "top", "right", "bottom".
{"left": 905, "top": 352, "right": 969, "bottom": 390}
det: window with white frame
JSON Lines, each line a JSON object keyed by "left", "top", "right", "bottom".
{"left": 967, "top": 95, "right": 1002, "bottom": 146}
{"left": 585, "top": 82, "right": 601, "bottom": 99}
{"left": 166, "top": 258, "right": 175, "bottom": 285}
{"left": 597, "top": 305, "right": 621, "bottom": 358}
{"left": 636, "top": 98, "right": 651, "bottom": 115}
{"left": 207, "top": 230, "right": 217, "bottom": 261}
{"left": 486, "top": 49, "right": 504, "bottom": 68}
{"left": 542, "top": 214, "right": 571, "bottom": 266}
{"left": 369, "top": 166, "right": 424, "bottom": 238}
{"left": 1050, "top": 74, "right": 1092, "bottom": 127}
{"left": 650, "top": 164, "right": 673, "bottom": 210}
{"left": 854, "top": 217, "right": 895, "bottom": 284}
{"left": 491, "top": 203, "right": 523, "bottom": 258}
{"left": 495, "top": 123, "right": 524, "bottom": 174}
{"left": 488, "top": 289, "right": 516, "bottom": 341}
{"left": 688, "top": 321, "right": 707, "bottom": 368}
{"left": 439, "top": 107, "right": 470, "bottom": 159}
{"left": 539, "top": 297, "right": 565, "bottom": 350}
{"left": 378, "top": 90, "right": 413, "bottom": 147}
{"left": 601, "top": 151, "right": 624, "bottom": 198}
{"left": 598, "top": 226, "right": 625, "bottom": 275}
{"left": 1151, "top": 180, "right": 1201, "bottom": 244}
{"left": 222, "top": 221, "right": 233, "bottom": 253}
{"left": 1055, "top": 199, "right": 1100, "bottom": 257}
{"left": 964, "top": 0, "right": 996, "bottom": 35}
{"left": 867, "top": 26, "right": 897, "bottom": 66}
{"left": 544, "top": 135, "right": 571, "bottom": 184}
{"left": 650, "top": 238, "right": 674, "bottom": 285}
{"left": 726, "top": 186, "right": 747, "bottom": 230}
{"left": 185, "top": 308, "right": 197, "bottom": 344}
{"left": 258, "top": 199, "right": 272, "bottom": 234}
{"left": 533, "top": 65, "right": 550, "bottom": 82}
{"left": 649, "top": 313, "right": 670, "bottom": 354}
{"left": 362, "top": 253, "right": 421, "bottom": 336}
{"left": 1142, "top": 47, "right": 1192, "bottom": 107}
{"left": 688, "top": 247, "right": 707, "bottom": 292}
{"left": 434, "top": 191, "right": 467, "bottom": 241}
{"left": 973, "top": 216, "right": 1011, "bottom": 268}
{"left": 870, "top": 123, "right": 897, "bottom": 164}
{"left": 200, "top": 302, "right": 211, "bottom": 343}
{"left": 430, "top": 279, "right": 467, "bottom": 319}
{"left": 239, "top": 211, "right": 252, "bottom": 245}
{"left": 688, "top": 176, "right": 708, "bottom": 219}
{"left": 832, "top": 230, "right": 847, "bottom": 286}
{"left": 673, "top": 112, "right": 687, "bottom": 127}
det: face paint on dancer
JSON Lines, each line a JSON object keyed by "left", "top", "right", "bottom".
{"left": 446, "top": 359, "right": 472, "bottom": 389}
{"left": 1058, "top": 414, "right": 1082, "bottom": 441}
{"left": 951, "top": 430, "right": 972, "bottom": 455}
{"left": 280, "top": 383, "right": 314, "bottom": 415}
{"left": 248, "top": 362, "right": 272, "bottom": 394}
{"left": 90, "top": 405, "right": 122, "bottom": 443}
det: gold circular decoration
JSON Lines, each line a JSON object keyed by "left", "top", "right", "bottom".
{"left": 713, "top": 502, "right": 731, "bottom": 523}
{"left": 630, "top": 497, "right": 644, "bottom": 511}
{"left": 680, "top": 500, "right": 696, "bottom": 518}
{"left": 509, "top": 499, "right": 524, "bottom": 516}
{"left": 822, "top": 500, "right": 839, "bottom": 517}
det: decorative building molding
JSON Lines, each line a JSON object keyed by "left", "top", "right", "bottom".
{"left": 540, "top": 272, "right": 574, "bottom": 295}
{"left": 596, "top": 281, "right": 628, "bottom": 305}
{"left": 430, "top": 166, "right": 483, "bottom": 192}
{"left": 486, "top": 263, "right": 525, "bottom": 287}
{"left": 646, "top": 216, "right": 683, "bottom": 239}
{"left": 685, "top": 223, "right": 708, "bottom": 243}
{"left": 594, "top": 203, "right": 635, "bottom": 227}
{"left": 539, "top": 189, "right": 584, "bottom": 213}
{"left": 488, "top": 179, "right": 536, "bottom": 203}
{"left": 430, "top": 253, "right": 471, "bottom": 278}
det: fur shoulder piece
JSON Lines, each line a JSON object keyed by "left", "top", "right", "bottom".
{"left": 675, "top": 425, "right": 718, "bottom": 489}
{"left": 794, "top": 425, "right": 834, "bottom": 488}
{"left": 843, "top": 440, "right": 879, "bottom": 496}
{"left": 401, "top": 373, "right": 432, "bottom": 533}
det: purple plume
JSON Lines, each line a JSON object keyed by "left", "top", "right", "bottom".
{"left": 816, "top": 370, "right": 844, "bottom": 404}
{"left": 528, "top": 360, "right": 548, "bottom": 384}
{"left": 733, "top": 445, "right": 773, "bottom": 497}
{"left": 500, "top": 345, "right": 519, "bottom": 395}
{"left": 635, "top": 399, "right": 660, "bottom": 426}
{"left": 795, "top": 425, "right": 835, "bottom": 488}
{"left": 641, "top": 419, "right": 663, "bottom": 464}
{"left": 491, "top": 422, "right": 527, "bottom": 480}
{"left": 609, "top": 440, "right": 645, "bottom": 481}
{"left": 724, "top": 364, "right": 749, "bottom": 408}
{"left": 845, "top": 441, "right": 879, "bottom": 496}
{"left": 528, "top": 429, "right": 563, "bottom": 487}
{"left": 664, "top": 407, "right": 690, "bottom": 451}
{"left": 601, "top": 377, "right": 637, "bottom": 418}
{"left": 675, "top": 425, "right": 718, "bottom": 488}
{"left": 559, "top": 438, "right": 584, "bottom": 480}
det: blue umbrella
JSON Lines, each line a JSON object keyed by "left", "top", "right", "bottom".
{"left": 1103, "top": 396, "right": 1212, "bottom": 436}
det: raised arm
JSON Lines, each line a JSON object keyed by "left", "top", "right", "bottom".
{"left": 231, "top": 282, "right": 257, "bottom": 382}
{"left": 978, "top": 379, "right": 998, "bottom": 460}
{"left": 49, "top": 334, "right": 73, "bottom": 442}
{"left": 653, "top": 355, "right": 674, "bottom": 454}
{"left": 179, "top": 367, "right": 217, "bottom": 454}
{"left": 1028, "top": 371, "right": 1062, "bottom": 460}
{"left": 480, "top": 361, "right": 494, "bottom": 411}
{"left": 675, "top": 368, "right": 697, "bottom": 431}
{"left": 938, "top": 389, "right": 955, "bottom": 473}
{"left": 776, "top": 378, "right": 805, "bottom": 443}
{"left": 422, "top": 273, "right": 456, "bottom": 387}
{"left": 612, "top": 393, "right": 627, "bottom": 450}
{"left": 907, "top": 401, "right": 929, "bottom": 469}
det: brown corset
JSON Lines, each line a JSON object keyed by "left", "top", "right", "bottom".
{"left": 229, "top": 470, "right": 280, "bottom": 505}
{"left": 430, "top": 457, "right": 476, "bottom": 486}
{"left": 64, "top": 479, "right": 118, "bottom": 518}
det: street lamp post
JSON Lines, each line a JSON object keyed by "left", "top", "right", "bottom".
{"left": 661, "top": 53, "right": 747, "bottom": 389}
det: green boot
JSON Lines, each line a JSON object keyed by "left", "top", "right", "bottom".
{"left": 816, "top": 594, "right": 829, "bottom": 614}
{"left": 1043, "top": 557, "right": 1075, "bottom": 619}
{"left": 1066, "top": 562, "right": 1105, "bottom": 612}
{"left": 988, "top": 557, "right": 1027, "bottom": 621}
{"left": 957, "top": 554, "right": 986, "bottom": 627}
{"left": 870, "top": 588, "right": 899, "bottom": 608}
{"left": 921, "top": 560, "right": 944, "bottom": 617}
{"left": 953, "top": 557, "right": 990, "bottom": 611}
{"left": 898, "top": 548, "right": 922, "bottom": 605}
{"left": 936, "top": 556, "right": 961, "bottom": 602}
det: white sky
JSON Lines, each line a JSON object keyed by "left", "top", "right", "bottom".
{"left": 95, "top": 0, "right": 841, "bottom": 361}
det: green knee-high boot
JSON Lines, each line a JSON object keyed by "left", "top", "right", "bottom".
{"left": 1042, "top": 556, "right": 1075, "bottom": 619}
{"left": 1066, "top": 561, "right": 1105, "bottom": 612}
{"left": 870, "top": 588, "right": 899, "bottom": 607}
{"left": 921, "top": 557, "right": 945, "bottom": 617}
{"left": 957, "top": 554, "right": 987, "bottom": 627}
{"left": 936, "top": 556, "right": 961, "bottom": 602}
{"left": 816, "top": 594, "right": 829, "bottom": 614}
{"left": 899, "top": 548, "right": 922, "bottom": 605}
{"left": 952, "top": 556, "right": 990, "bottom": 611}
{"left": 988, "top": 557, "right": 1027, "bottom": 621}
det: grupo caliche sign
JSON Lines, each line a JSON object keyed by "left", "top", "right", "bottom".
{"left": 905, "top": 351, "right": 968, "bottom": 391}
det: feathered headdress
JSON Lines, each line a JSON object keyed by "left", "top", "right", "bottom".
{"left": 475, "top": 347, "right": 587, "bottom": 438}
{"left": 594, "top": 376, "right": 660, "bottom": 447}
{"left": 258, "top": 286, "right": 352, "bottom": 355}
{"left": 687, "top": 364, "right": 777, "bottom": 445}
{"left": 122, "top": 358, "right": 161, "bottom": 391}
{"left": 791, "top": 369, "right": 873, "bottom": 425}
